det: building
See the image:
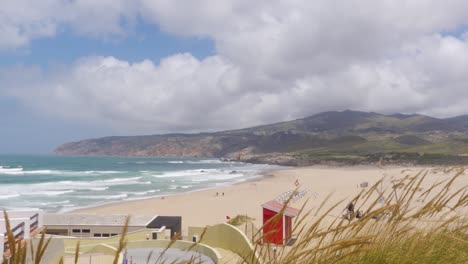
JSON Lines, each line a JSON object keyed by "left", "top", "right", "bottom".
{"left": 1, "top": 209, "right": 44, "bottom": 259}
{"left": 262, "top": 200, "right": 299, "bottom": 245}
{"left": 44, "top": 214, "right": 181, "bottom": 239}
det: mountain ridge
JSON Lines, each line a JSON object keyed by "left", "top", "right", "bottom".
{"left": 55, "top": 110, "right": 468, "bottom": 165}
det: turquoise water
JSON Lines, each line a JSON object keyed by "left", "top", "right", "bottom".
{"left": 0, "top": 155, "right": 277, "bottom": 212}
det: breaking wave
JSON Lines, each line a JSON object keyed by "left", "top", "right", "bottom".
{"left": 0, "top": 156, "right": 279, "bottom": 212}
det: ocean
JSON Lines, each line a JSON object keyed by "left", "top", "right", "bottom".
{"left": 0, "top": 155, "right": 278, "bottom": 212}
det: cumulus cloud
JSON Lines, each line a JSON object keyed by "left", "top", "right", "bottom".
{"left": 2, "top": 1, "right": 468, "bottom": 134}
{"left": 0, "top": 0, "right": 137, "bottom": 50}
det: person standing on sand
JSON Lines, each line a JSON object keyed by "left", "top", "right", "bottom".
{"left": 344, "top": 202, "right": 355, "bottom": 220}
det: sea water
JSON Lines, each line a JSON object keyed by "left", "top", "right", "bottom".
{"left": 0, "top": 155, "right": 279, "bottom": 212}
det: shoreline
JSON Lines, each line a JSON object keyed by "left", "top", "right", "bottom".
{"left": 67, "top": 165, "right": 286, "bottom": 214}
{"left": 66, "top": 164, "right": 383, "bottom": 214}
{"left": 70, "top": 165, "right": 467, "bottom": 236}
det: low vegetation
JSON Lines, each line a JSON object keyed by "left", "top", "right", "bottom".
{"left": 253, "top": 168, "right": 468, "bottom": 264}
{"left": 294, "top": 151, "right": 468, "bottom": 166}
{"left": 3, "top": 169, "right": 467, "bottom": 263}
{"left": 55, "top": 110, "right": 468, "bottom": 162}
{"left": 228, "top": 215, "right": 256, "bottom": 226}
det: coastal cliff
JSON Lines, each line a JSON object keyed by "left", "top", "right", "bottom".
{"left": 55, "top": 110, "right": 468, "bottom": 166}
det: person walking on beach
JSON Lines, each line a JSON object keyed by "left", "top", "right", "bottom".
{"left": 344, "top": 202, "right": 355, "bottom": 220}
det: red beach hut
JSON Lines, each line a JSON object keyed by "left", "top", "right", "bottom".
{"left": 262, "top": 200, "right": 299, "bottom": 245}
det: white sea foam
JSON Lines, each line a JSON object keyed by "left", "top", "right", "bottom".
{"left": 132, "top": 189, "right": 159, "bottom": 195}
{"left": 0, "top": 157, "right": 278, "bottom": 213}
{"left": 0, "top": 168, "right": 126, "bottom": 176}
{"left": 154, "top": 168, "right": 248, "bottom": 184}
{"left": 76, "top": 193, "right": 128, "bottom": 200}
{"left": 99, "top": 176, "right": 142, "bottom": 183}
{"left": 23, "top": 190, "right": 75, "bottom": 196}
{"left": 34, "top": 200, "right": 71, "bottom": 207}
{"left": 0, "top": 194, "right": 20, "bottom": 199}
{"left": 156, "top": 169, "right": 218, "bottom": 178}
{"left": 87, "top": 187, "right": 109, "bottom": 191}
{"left": 0, "top": 166, "right": 23, "bottom": 174}
{"left": 186, "top": 159, "right": 224, "bottom": 164}
{"left": 83, "top": 170, "right": 124, "bottom": 174}
{"left": 1, "top": 177, "right": 145, "bottom": 198}
{"left": 191, "top": 178, "right": 210, "bottom": 182}
{"left": 165, "top": 159, "right": 227, "bottom": 164}
{"left": 27, "top": 170, "right": 55, "bottom": 174}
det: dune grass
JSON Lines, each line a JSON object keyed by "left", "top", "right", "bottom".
{"left": 253, "top": 168, "right": 467, "bottom": 264}
{"left": 2, "top": 169, "right": 467, "bottom": 263}
{"left": 2, "top": 211, "right": 52, "bottom": 264}
{"left": 228, "top": 215, "right": 256, "bottom": 226}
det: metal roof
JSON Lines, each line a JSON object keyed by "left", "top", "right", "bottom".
{"left": 262, "top": 200, "right": 300, "bottom": 217}
{"left": 44, "top": 214, "right": 158, "bottom": 227}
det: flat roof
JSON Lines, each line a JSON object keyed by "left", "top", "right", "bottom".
{"left": 44, "top": 214, "right": 158, "bottom": 227}
{"left": 262, "top": 200, "right": 300, "bottom": 217}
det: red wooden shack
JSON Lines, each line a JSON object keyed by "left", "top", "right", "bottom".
{"left": 262, "top": 200, "right": 299, "bottom": 245}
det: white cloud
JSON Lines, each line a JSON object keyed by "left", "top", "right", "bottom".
{"left": 0, "top": 0, "right": 137, "bottom": 50}
{"left": 2, "top": 1, "right": 468, "bottom": 134}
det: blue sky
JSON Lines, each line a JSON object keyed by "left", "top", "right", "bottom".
{"left": 1, "top": 1, "right": 468, "bottom": 154}
{"left": 0, "top": 22, "right": 214, "bottom": 67}
{"left": 0, "top": 21, "right": 214, "bottom": 153}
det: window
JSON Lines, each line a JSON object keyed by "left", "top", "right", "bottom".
{"left": 46, "top": 229, "right": 68, "bottom": 236}
{"left": 94, "top": 233, "right": 102, "bottom": 237}
{"left": 82, "top": 229, "right": 90, "bottom": 233}
{"left": 111, "top": 234, "right": 118, "bottom": 237}
{"left": 102, "top": 233, "right": 110, "bottom": 237}
{"left": 72, "top": 229, "right": 81, "bottom": 233}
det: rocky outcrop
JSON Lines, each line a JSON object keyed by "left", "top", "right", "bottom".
{"left": 55, "top": 135, "right": 222, "bottom": 157}
{"left": 55, "top": 110, "right": 468, "bottom": 165}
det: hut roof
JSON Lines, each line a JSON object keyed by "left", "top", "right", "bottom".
{"left": 262, "top": 200, "right": 300, "bottom": 217}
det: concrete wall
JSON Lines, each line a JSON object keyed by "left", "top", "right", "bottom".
{"left": 0, "top": 218, "right": 30, "bottom": 239}
{"left": 4, "top": 210, "right": 43, "bottom": 229}
{"left": 28, "top": 237, "right": 66, "bottom": 264}
{"left": 1, "top": 209, "right": 44, "bottom": 258}
{"left": 189, "top": 223, "right": 262, "bottom": 264}
{"left": 1, "top": 211, "right": 40, "bottom": 261}
{"left": 124, "top": 240, "right": 220, "bottom": 263}
{"left": 73, "top": 244, "right": 118, "bottom": 256}
{"left": 45, "top": 225, "right": 144, "bottom": 238}
{"left": 62, "top": 229, "right": 149, "bottom": 250}
{"left": 60, "top": 230, "right": 219, "bottom": 264}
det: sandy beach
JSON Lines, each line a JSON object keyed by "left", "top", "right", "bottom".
{"left": 72, "top": 165, "right": 468, "bottom": 235}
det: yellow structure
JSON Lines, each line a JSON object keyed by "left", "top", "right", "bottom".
{"left": 189, "top": 223, "right": 262, "bottom": 264}
{"left": 40, "top": 223, "right": 263, "bottom": 263}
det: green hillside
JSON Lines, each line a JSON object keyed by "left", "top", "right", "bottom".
{"left": 55, "top": 110, "right": 468, "bottom": 165}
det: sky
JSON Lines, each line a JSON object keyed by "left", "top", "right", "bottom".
{"left": 1, "top": 1, "right": 468, "bottom": 154}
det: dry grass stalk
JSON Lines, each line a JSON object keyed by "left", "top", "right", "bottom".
{"left": 3, "top": 169, "right": 466, "bottom": 264}
{"left": 248, "top": 169, "right": 468, "bottom": 264}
